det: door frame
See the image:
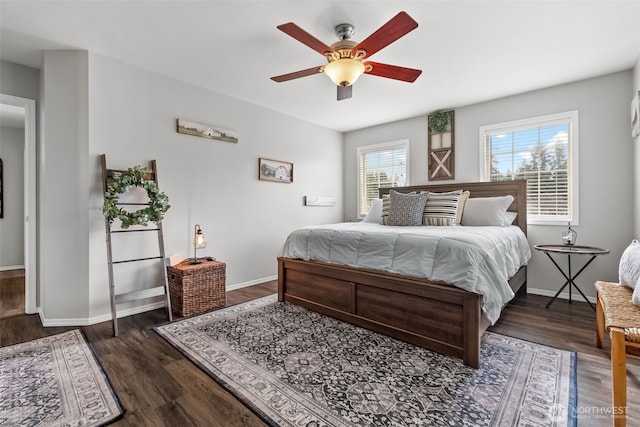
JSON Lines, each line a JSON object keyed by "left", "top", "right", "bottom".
{"left": 1, "top": 94, "right": 37, "bottom": 314}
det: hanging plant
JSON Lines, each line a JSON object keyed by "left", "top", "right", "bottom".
{"left": 102, "top": 165, "right": 170, "bottom": 229}
{"left": 428, "top": 110, "right": 451, "bottom": 133}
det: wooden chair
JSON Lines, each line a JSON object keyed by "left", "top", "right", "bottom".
{"left": 595, "top": 280, "right": 640, "bottom": 427}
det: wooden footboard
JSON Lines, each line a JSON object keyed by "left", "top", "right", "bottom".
{"left": 278, "top": 257, "right": 497, "bottom": 368}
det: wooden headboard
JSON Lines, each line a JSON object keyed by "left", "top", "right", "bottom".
{"left": 379, "top": 180, "right": 527, "bottom": 235}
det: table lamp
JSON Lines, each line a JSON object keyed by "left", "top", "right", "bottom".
{"left": 190, "top": 224, "right": 207, "bottom": 264}
{"left": 561, "top": 222, "right": 577, "bottom": 245}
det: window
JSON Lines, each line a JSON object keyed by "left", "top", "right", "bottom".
{"left": 479, "top": 111, "right": 579, "bottom": 225}
{"left": 357, "top": 140, "right": 409, "bottom": 217}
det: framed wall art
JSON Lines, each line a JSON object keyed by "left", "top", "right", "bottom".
{"left": 177, "top": 118, "right": 238, "bottom": 143}
{"left": 427, "top": 110, "right": 455, "bottom": 181}
{"left": 258, "top": 158, "right": 293, "bottom": 183}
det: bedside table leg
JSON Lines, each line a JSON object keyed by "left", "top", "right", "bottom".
{"left": 544, "top": 253, "right": 596, "bottom": 311}
{"left": 568, "top": 254, "right": 572, "bottom": 303}
{"left": 545, "top": 280, "right": 570, "bottom": 308}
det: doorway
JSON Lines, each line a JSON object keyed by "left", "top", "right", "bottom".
{"left": 0, "top": 94, "right": 37, "bottom": 314}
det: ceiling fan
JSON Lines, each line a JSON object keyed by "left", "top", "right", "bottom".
{"left": 271, "top": 11, "right": 422, "bottom": 101}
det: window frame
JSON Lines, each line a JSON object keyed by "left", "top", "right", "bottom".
{"left": 357, "top": 139, "right": 410, "bottom": 218}
{"left": 478, "top": 110, "right": 579, "bottom": 225}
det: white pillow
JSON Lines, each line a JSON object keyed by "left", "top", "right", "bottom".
{"left": 503, "top": 211, "right": 518, "bottom": 226}
{"left": 619, "top": 240, "right": 640, "bottom": 289}
{"left": 362, "top": 198, "right": 383, "bottom": 224}
{"left": 461, "top": 195, "right": 515, "bottom": 226}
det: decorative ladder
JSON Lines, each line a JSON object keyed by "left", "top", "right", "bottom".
{"left": 100, "top": 154, "right": 172, "bottom": 336}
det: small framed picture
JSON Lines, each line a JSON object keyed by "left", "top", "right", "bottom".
{"left": 258, "top": 158, "right": 293, "bottom": 183}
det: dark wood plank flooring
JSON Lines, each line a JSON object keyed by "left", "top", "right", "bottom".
{"left": 0, "top": 269, "right": 25, "bottom": 318}
{"left": 1, "top": 279, "right": 638, "bottom": 426}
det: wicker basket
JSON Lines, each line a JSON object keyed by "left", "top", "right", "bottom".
{"left": 167, "top": 259, "right": 226, "bottom": 317}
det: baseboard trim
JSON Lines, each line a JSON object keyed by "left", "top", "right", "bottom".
{"left": 38, "top": 275, "right": 278, "bottom": 327}
{"left": 39, "top": 301, "right": 167, "bottom": 327}
{"left": 227, "top": 275, "right": 277, "bottom": 292}
{"left": 0, "top": 265, "right": 25, "bottom": 271}
{"left": 526, "top": 287, "right": 596, "bottom": 304}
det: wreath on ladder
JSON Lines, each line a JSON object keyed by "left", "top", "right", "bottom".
{"left": 102, "top": 165, "right": 170, "bottom": 229}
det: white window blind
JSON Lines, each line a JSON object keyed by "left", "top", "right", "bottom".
{"left": 357, "top": 140, "right": 408, "bottom": 217}
{"left": 479, "top": 111, "right": 579, "bottom": 225}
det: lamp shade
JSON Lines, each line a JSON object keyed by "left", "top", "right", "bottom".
{"left": 323, "top": 59, "right": 365, "bottom": 86}
{"left": 194, "top": 227, "right": 207, "bottom": 249}
{"left": 191, "top": 224, "right": 207, "bottom": 264}
{"left": 561, "top": 222, "right": 577, "bottom": 246}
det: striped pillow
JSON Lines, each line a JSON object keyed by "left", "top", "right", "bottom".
{"left": 381, "top": 194, "right": 390, "bottom": 225}
{"left": 423, "top": 190, "right": 463, "bottom": 226}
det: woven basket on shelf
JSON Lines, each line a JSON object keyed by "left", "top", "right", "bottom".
{"left": 167, "top": 259, "right": 226, "bottom": 317}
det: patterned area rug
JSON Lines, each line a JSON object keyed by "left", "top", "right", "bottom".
{"left": 155, "top": 295, "right": 577, "bottom": 427}
{"left": 0, "top": 329, "right": 124, "bottom": 426}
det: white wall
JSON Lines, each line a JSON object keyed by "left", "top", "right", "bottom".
{"left": 343, "top": 115, "right": 428, "bottom": 220}
{"left": 345, "top": 71, "right": 635, "bottom": 300}
{"left": 0, "top": 126, "right": 24, "bottom": 268}
{"left": 0, "top": 60, "right": 39, "bottom": 101}
{"left": 37, "top": 50, "right": 343, "bottom": 325}
{"left": 39, "top": 51, "right": 91, "bottom": 321}
{"left": 0, "top": 60, "right": 38, "bottom": 272}
{"left": 1, "top": 60, "right": 39, "bottom": 313}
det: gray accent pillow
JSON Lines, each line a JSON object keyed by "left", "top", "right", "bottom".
{"left": 388, "top": 190, "right": 428, "bottom": 226}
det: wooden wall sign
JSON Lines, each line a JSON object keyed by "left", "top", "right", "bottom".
{"left": 177, "top": 118, "right": 238, "bottom": 143}
{"left": 428, "top": 110, "right": 455, "bottom": 181}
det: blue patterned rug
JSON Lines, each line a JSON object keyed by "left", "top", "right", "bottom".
{"left": 155, "top": 295, "right": 577, "bottom": 426}
{"left": 0, "top": 329, "right": 124, "bottom": 426}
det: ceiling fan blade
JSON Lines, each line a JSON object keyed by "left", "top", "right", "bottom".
{"left": 271, "top": 66, "right": 323, "bottom": 82}
{"left": 277, "top": 22, "right": 334, "bottom": 56}
{"left": 352, "top": 11, "right": 418, "bottom": 59}
{"left": 364, "top": 61, "right": 422, "bottom": 82}
{"left": 337, "top": 84, "right": 352, "bottom": 101}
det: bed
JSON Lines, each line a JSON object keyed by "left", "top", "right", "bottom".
{"left": 277, "top": 180, "right": 529, "bottom": 368}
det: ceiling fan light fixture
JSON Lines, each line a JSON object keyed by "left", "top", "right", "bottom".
{"left": 272, "top": 12, "right": 421, "bottom": 99}
{"left": 323, "top": 58, "right": 365, "bottom": 86}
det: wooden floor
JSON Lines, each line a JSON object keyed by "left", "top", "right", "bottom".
{"left": 0, "top": 269, "right": 25, "bottom": 319}
{"left": 1, "top": 275, "right": 638, "bottom": 426}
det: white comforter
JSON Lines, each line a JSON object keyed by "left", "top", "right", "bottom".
{"left": 278, "top": 222, "right": 531, "bottom": 324}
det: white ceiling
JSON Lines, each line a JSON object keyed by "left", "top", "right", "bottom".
{"left": 1, "top": 1, "right": 639, "bottom": 132}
